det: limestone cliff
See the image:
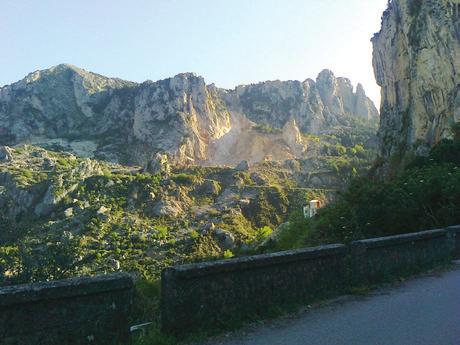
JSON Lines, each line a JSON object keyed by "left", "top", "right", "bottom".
{"left": 131, "top": 73, "right": 231, "bottom": 165}
{"left": 372, "top": 0, "right": 460, "bottom": 174}
{"left": 221, "top": 69, "right": 378, "bottom": 135}
{"left": 0, "top": 65, "right": 377, "bottom": 167}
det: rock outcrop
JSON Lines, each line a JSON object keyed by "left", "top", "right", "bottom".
{"left": 132, "top": 73, "right": 231, "bottom": 165}
{"left": 0, "top": 65, "right": 378, "bottom": 167}
{"left": 221, "top": 69, "right": 378, "bottom": 134}
{"left": 372, "top": 0, "right": 460, "bottom": 174}
{"left": 0, "top": 146, "right": 13, "bottom": 162}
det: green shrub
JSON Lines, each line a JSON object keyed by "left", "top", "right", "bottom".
{"left": 255, "top": 226, "right": 273, "bottom": 242}
{"left": 156, "top": 226, "right": 169, "bottom": 239}
{"left": 253, "top": 123, "right": 282, "bottom": 134}
{"left": 190, "top": 230, "right": 200, "bottom": 240}
{"left": 171, "top": 173, "right": 197, "bottom": 185}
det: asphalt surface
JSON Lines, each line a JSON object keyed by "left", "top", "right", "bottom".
{"left": 205, "top": 264, "right": 460, "bottom": 345}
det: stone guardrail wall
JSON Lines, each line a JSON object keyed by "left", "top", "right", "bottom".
{"left": 162, "top": 226, "right": 460, "bottom": 335}
{"left": 448, "top": 225, "right": 460, "bottom": 259}
{"left": 350, "top": 228, "right": 455, "bottom": 284}
{"left": 162, "top": 244, "right": 348, "bottom": 334}
{"left": 0, "top": 273, "right": 133, "bottom": 345}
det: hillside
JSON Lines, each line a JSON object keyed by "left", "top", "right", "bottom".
{"left": 0, "top": 113, "right": 376, "bottom": 285}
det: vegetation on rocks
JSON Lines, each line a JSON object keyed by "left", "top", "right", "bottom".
{"left": 0, "top": 148, "right": 337, "bottom": 285}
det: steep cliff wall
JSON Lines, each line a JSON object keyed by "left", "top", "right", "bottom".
{"left": 372, "top": 0, "right": 460, "bottom": 174}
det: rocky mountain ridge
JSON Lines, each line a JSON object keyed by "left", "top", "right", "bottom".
{"left": 0, "top": 64, "right": 378, "bottom": 166}
{"left": 372, "top": 0, "right": 460, "bottom": 175}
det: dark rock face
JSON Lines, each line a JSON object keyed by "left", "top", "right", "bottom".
{"left": 0, "top": 65, "right": 378, "bottom": 166}
{"left": 0, "top": 273, "right": 133, "bottom": 345}
{"left": 372, "top": 0, "right": 460, "bottom": 175}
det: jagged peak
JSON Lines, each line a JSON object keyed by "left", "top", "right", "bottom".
{"left": 33, "top": 63, "right": 91, "bottom": 79}
{"left": 337, "top": 77, "right": 353, "bottom": 87}
{"left": 355, "top": 83, "right": 366, "bottom": 95}
{"left": 302, "top": 78, "right": 316, "bottom": 85}
{"left": 316, "top": 69, "right": 336, "bottom": 81}
{"left": 148, "top": 72, "right": 206, "bottom": 86}
{"left": 17, "top": 64, "right": 135, "bottom": 88}
{"left": 50, "top": 63, "right": 83, "bottom": 73}
{"left": 172, "top": 72, "right": 200, "bottom": 79}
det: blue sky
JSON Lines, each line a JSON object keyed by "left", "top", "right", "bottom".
{"left": 0, "top": 0, "right": 388, "bottom": 106}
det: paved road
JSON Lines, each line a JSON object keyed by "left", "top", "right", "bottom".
{"left": 205, "top": 264, "right": 460, "bottom": 345}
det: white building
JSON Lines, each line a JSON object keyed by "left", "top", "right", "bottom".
{"left": 303, "top": 200, "right": 322, "bottom": 219}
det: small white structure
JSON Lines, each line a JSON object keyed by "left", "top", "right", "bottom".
{"left": 303, "top": 200, "right": 322, "bottom": 219}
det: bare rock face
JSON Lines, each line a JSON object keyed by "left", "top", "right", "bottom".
{"left": 372, "top": 0, "right": 460, "bottom": 175}
{"left": 282, "top": 119, "right": 307, "bottom": 156}
{"left": 0, "top": 65, "right": 378, "bottom": 167}
{"left": 354, "top": 83, "right": 378, "bottom": 121}
{"left": 132, "top": 73, "right": 231, "bottom": 165}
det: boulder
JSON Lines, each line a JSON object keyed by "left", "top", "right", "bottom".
{"left": 144, "top": 153, "right": 171, "bottom": 175}
{"left": 42, "top": 158, "right": 56, "bottom": 170}
{"left": 0, "top": 146, "right": 13, "bottom": 162}
{"left": 97, "top": 206, "right": 109, "bottom": 215}
{"left": 235, "top": 160, "right": 249, "bottom": 171}
{"left": 215, "top": 228, "right": 236, "bottom": 250}
{"left": 194, "top": 180, "right": 221, "bottom": 196}
{"left": 108, "top": 258, "right": 121, "bottom": 270}
{"left": 151, "top": 199, "right": 183, "bottom": 217}
{"left": 64, "top": 207, "right": 74, "bottom": 218}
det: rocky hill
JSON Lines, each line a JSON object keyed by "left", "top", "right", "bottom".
{"left": 0, "top": 142, "right": 371, "bottom": 284}
{"left": 0, "top": 65, "right": 378, "bottom": 167}
{"left": 372, "top": 0, "right": 460, "bottom": 175}
{"left": 0, "top": 65, "right": 379, "bottom": 285}
{"left": 0, "top": 113, "right": 377, "bottom": 284}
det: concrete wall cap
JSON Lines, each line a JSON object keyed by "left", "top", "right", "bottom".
{"left": 446, "top": 225, "right": 460, "bottom": 233}
{"left": 0, "top": 273, "right": 133, "bottom": 307}
{"left": 164, "top": 244, "right": 347, "bottom": 279}
{"left": 351, "top": 228, "right": 447, "bottom": 249}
